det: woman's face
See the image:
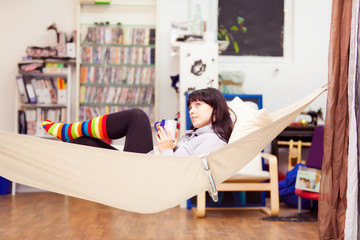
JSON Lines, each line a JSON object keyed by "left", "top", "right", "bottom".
{"left": 188, "top": 100, "right": 214, "bottom": 129}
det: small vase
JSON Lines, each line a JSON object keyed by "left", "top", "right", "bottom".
{"left": 189, "top": 4, "right": 204, "bottom": 36}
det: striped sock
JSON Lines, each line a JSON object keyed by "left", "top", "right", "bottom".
{"left": 42, "top": 115, "right": 109, "bottom": 142}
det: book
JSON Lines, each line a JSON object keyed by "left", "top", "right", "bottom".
{"left": 150, "top": 48, "right": 155, "bottom": 64}
{"left": 45, "top": 79, "right": 57, "bottom": 104}
{"left": 111, "top": 67, "right": 117, "bottom": 83}
{"left": 38, "top": 79, "right": 50, "bottom": 104}
{"left": 19, "top": 62, "right": 43, "bottom": 73}
{"left": 131, "top": 47, "right": 138, "bottom": 65}
{"left": 142, "top": 48, "right": 150, "bottom": 65}
{"left": 149, "top": 67, "right": 154, "bottom": 84}
{"left": 25, "top": 109, "right": 36, "bottom": 135}
{"left": 114, "top": 87, "right": 122, "bottom": 104}
{"left": 80, "top": 86, "right": 86, "bottom": 103}
{"left": 89, "top": 86, "right": 97, "bottom": 103}
{"left": 120, "top": 87, "right": 129, "bottom": 104}
{"left": 24, "top": 78, "right": 37, "bottom": 103}
{"left": 121, "top": 48, "right": 126, "bottom": 64}
{"left": 139, "top": 87, "right": 147, "bottom": 104}
{"left": 36, "top": 108, "right": 47, "bottom": 137}
{"left": 84, "top": 27, "right": 95, "bottom": 42}
{"left": 144, "top": 28, "right": 150, "bottom": 45}
{"left": 57, "top": 77, "right": 67, "bottom": 104}
{"left": 127, "top": 67, "right": 135, "bottom": 85}
{"left": 31, "top": 78, "right": 43, "bottom": 104}
{"left": 137, "top": 47, "right": 143, "bottom": 65}
{"left": 83, "top": 66, "right": 89, "bottom": 83}
{"left": 145, "top": 87, "right": 154, "bottom": 104}
{"left": 120, "top": 66, "right": 127, "bottom": 84}
{"left": 101, "top": 87, "right": 109, "bottom": 103}
{"left": 84, "top": 86, "right": 91, "bottom": 102}
{"left": 104, "top": 25, "right": 112, "bottom": 45}
{"left": 42, "top": 67, "right": 68, "bottom": 74}
{"left": 106, "top": 87, "right": 116, "bottom": 103}
{"left": 94, "top": 87, "right": 103, "bottom": 103}
{"left": 89, "top": 66, "right": 95, "bottom": 83}
{"left": 42, "top": 62, "right": 68, "bottom": 74}
{"left": 16, "top": 75, "right": 29, "bottom": 103}
{"left": 115, "top": 47, "right": 121, "bottom": 64}
{"left": 111, "top": 26, "right": 118, "bottom": 44}
{"left": 295, "top": 166, "right": 321, "bottom": 193}
{"left": 79, "top": 106, "right": 85, "bottom": 121}
{"left": 117, "top": 27, "right": 124, "bottom": 44}
{"left": 149, "top": 28, "right": 156, "bottom": 44}
{"left": 18, "top": 110, "right": 27, "bottom": 134}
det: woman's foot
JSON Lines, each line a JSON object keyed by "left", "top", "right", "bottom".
{"left": 42, "top": 115, "right": 109, "bottom": 142}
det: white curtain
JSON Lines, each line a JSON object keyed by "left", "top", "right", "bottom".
{"left": 345, "top": 0, "right": 360, "bottom": 238}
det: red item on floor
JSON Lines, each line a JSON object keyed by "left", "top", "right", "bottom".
{"left": 295, "top": 189, "right": 319, "bottom": 200}
{"left": 278, "top": 171, "right": 286, "bottom": 182}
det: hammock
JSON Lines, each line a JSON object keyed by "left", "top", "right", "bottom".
{"left": 0, "top": 87, "right": 326, "bottom": 214}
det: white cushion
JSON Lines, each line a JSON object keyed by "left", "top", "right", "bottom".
{"left": 228, "top": 97, "right": 272, "bottom": 143}
{"left": 227, "top": 97, "right": 273, "bottom": 178}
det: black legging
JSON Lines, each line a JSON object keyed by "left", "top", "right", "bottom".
{"left": 70, "top": 109, "right": 153, "bottom": 154}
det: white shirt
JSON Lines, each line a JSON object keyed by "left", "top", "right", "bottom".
{"left": 160, "top": 125, "right": 227, "bottom": 156}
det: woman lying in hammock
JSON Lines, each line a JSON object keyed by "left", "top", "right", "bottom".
{"left": 42, "top": 88, "right": 235, "bottom": 156}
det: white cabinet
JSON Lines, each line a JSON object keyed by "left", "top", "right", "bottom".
{"left": 177, "top": 42, "right": 218, "bottom": 136}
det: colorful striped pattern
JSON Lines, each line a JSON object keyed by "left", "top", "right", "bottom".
{"left": 42, "top": 115, "right": 109, "bottom": 142}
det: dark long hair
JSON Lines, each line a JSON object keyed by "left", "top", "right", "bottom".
{"left": 187, "top": 88, "right": 235, "bottom": 143}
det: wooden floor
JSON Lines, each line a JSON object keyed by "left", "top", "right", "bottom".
{"left": 0, "top": 192, "right": 318, "bottom": 240}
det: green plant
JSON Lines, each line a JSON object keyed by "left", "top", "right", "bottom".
{"left": 218, "top": 17, "right": 247, "bottom": 54}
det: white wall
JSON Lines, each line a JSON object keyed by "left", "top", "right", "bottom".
{"left": 0, "top": 0, "right": 331, "bottom": 133}
{"left": 218, "top": 0, "right": 331, "bottom": 115}
{"left": 155, "top": 0, "right": 331, "bottom": 122}
{"left": 0, "top": 0, "right": 77, "bottom": 132}
{"left": 156, "top": 0, "right": 188, "bottom": 120}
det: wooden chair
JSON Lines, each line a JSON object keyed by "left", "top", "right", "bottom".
{"left": 277, "top": 140, "right": 311, "bottom": 171}
{"left": 193, "top": 152, "right": 279, "bottom": 217}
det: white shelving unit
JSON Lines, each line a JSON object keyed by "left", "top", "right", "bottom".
{"left": 75, "top": 0, "right": 158, "bottom": 123}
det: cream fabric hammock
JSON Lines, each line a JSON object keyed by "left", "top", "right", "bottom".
{"left": 0, "top": 87, "right": 326, "bottom": 214}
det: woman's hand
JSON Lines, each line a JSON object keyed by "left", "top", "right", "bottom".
{"left": 155, "top": 126, "right": 178, "bottom": 152}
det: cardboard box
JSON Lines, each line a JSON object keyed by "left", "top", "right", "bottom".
{"left": 295, "top": 166, "right": 321, "bottom": 192}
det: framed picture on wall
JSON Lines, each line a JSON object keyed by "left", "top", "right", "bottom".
{"left": 218, "top": 0, "right": 293, "bottom": 63}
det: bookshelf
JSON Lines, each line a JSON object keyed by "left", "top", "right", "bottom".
{"left": 76, "top": 0, "right": 157, "bottom": 123}
{"left": 15, "top": 61, "right": 73, "bottom": 139}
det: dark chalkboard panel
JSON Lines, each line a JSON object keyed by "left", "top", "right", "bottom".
{"left": 218, "top": 0, "right": 284, "bottom": 56}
